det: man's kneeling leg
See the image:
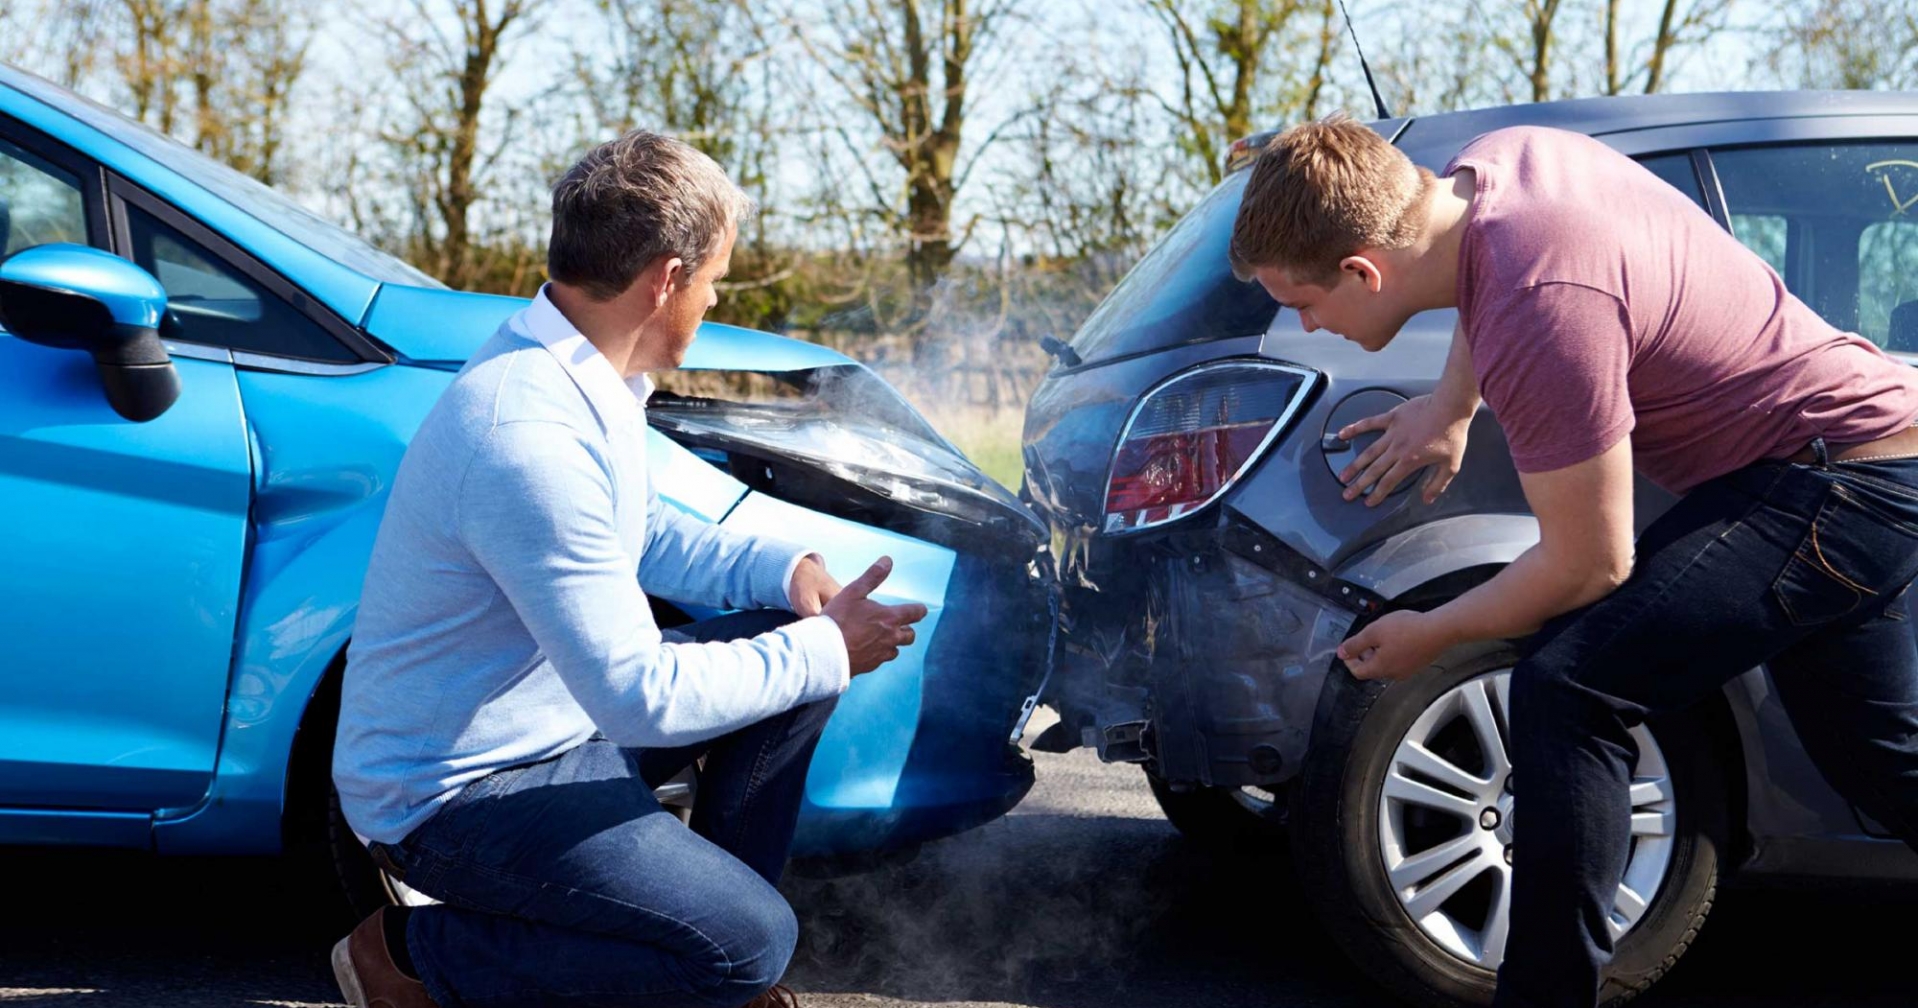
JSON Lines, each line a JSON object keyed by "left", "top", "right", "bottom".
{"left": 376, "top": 737, "right": 800, "bottom": 1008}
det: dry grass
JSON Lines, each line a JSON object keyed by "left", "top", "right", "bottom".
{"left": 913, "top": 401, "right": 1028, "bottom": 491}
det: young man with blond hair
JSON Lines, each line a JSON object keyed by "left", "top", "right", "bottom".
{"left": 1230, "top": 114, "right": 1918, "bottom": 1006}
{"left": 329, "top": 131, "right": 925, "bottom": 1008}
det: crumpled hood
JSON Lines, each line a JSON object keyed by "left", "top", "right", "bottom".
{"left": 360, "top": 283, "right": 856, "bottom": 371}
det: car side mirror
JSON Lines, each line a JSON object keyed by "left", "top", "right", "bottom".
{"left": 0, "top": 243, "right": 181, "bottom": 422}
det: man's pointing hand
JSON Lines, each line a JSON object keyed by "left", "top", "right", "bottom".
{"left": 822, "top": 556, "right": 928, "bottom": 676}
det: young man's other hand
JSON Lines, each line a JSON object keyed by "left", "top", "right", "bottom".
{"left": 1339, "top": 393, "right": 1473, "bottom": 506}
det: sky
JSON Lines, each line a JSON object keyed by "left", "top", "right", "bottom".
{"left": 0, "top": 0, "right": 1835, "bottom": 256}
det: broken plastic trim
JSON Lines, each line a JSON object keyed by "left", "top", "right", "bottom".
{"left": 1037, "top": 514, "right": 1373, "bottom": 786}
{"left": 648, "top": 364, "right": 1045, "bottom": 557}
{"left": 1216, "top": 519, "right": 1386, "bottom": 618}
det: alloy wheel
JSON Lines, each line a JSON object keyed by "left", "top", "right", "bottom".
{"left": 1375, "top": 668, "right": 1677, "bottom": 969}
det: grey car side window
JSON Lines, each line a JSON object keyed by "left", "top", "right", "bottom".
{"left": 1635, "top": 152, "right": 1707, "bottom": 213}
{"left": 0, "top": 136, "right": 85, "bottom": 259}
{"left": 1713, "top": 143, "right": 1918, "bottom": 352}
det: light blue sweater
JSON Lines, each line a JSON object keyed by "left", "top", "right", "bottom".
{"left": 334, "top": 291, "right": 850, "bottom": 845}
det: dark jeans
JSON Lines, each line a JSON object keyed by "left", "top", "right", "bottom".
{"left": 1495, "top": 448, "right": 1918, "bottom": 1008}
{"left": 369, "top": 609, "right": 837, "bottom": 1008}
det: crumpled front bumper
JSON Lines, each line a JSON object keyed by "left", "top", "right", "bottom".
{"left": 1042, "top": 518, "right": 1381, "bottom": 788}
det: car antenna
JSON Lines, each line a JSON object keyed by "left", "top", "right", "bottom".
{"left": 1336, "top": 0, "right": 1392, "bottom": 120}
{"left": 1038, "top": 334, "right": 1082, "bottom": 369}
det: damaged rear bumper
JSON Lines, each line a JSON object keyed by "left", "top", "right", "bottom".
{"left": 1041, "top": 518, "right": 1381, "bottom": 788}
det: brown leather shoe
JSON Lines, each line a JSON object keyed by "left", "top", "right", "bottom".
{"left": 331, "top": 908, "right": 440, "bottom": 1008}
{"left": 738, "top": 982, "right": 800, "bottom": 1008}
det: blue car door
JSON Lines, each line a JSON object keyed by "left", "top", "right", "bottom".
{"left": 0, "top": 122, "right": 251, "bottom": 813}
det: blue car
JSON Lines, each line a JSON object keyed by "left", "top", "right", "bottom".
{"left": 0, "top": 64, "right": 1046, "bottom": 908}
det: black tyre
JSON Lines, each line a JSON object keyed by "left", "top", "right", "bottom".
{"left": 1145, "top": 770, "right": 1290, "bottom": 856}
{"left": 1290, "top": 640, "right": 1726, "bottom": 1007}
{"left": 328, "top": 783, "right": 416, "bottom": 918}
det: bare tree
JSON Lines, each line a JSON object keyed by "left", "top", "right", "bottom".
{"left": 961, "top": 43, "right": 1175, "bottom": 407}
{"left": 2, "top": 1, "right": 112, "bottom": 84}
{"left": 189, "top": 0, "right": 315, "bottom": 183}
{"left": 370, "top": 0, "right": 538, "bottom": 288}
{"left": 789, "top": 0, "right": 1024, "bottom": 298}
{"left": 1765, "top": 0, "right": 1918, "bottom": 89}
{"left": 1486, "top": 0, "right": 1567, "bottom": 103}
{"left": 116, "top": 0, "right": 187, "bottom": 130}
{"left": 1143, "top": 0, "right": 1344, "bottom": 188}
{"left": 33, "top": 0, "right": 316, "bottom": 181}
{"left": 231, "top": 0, "right": 316, "bottom": 184}
{"left": 1374, "top": 6, "right": 1515, "bottom": 112}
{"left": 1604, "top": 0, "right": 1736, "bottom": 95}
{"left": 575, "top": 0, "right": 770, "bottom": 170}
{"left": 1528, "top": 0, "right": 1565, "bottom": 101}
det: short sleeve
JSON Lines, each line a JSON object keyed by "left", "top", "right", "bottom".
{"left": 1469, "top": 282, "right": 1635, "bottom": 473}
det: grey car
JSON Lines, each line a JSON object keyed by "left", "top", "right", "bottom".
{"left": 1020, "top": 91, "right": 1918, "bottom": 1007}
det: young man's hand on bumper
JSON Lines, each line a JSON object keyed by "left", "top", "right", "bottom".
{"left": 1339, "top": 439, "right": 1638, "bottom": 683}
{"left": 1338, "top": 609, "right": 1458, "bottom": 681}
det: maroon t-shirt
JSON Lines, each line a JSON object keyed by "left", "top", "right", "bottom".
{"left": 1448, "top": 127, "right": 1918, "bottom": 495}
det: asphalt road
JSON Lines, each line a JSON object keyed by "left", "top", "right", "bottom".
{"left": 2, "top": 722, "right": 1911, "bottom": 1008}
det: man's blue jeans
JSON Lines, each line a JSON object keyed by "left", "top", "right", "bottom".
{"left": 368, "top": 609, "right": 836, "bottom": 1008}
{"left": 1495, "top": 449, "right": 1918, "bottom": 1007}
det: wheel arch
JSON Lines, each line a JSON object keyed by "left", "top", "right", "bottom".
{"left": 1336, "top": 513, "right": 1538, "bottom": 603}
{"left": 283, "top": 645, "right": 350, "bottom": 854}
{"left": 150, "top": 492, "right": 380, "bottom": 854}
{"left": 1337, "top": 530, "right": 1754, "bottom": 872}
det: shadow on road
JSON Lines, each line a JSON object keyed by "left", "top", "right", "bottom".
{"left": 0, "top": 847, "right": 350, "bottom": 1006}
{"left": 784, "top": 812, "right": 1348, "bottom": 1008}
{"left": 1, "top": 815, "right": 1910, "bottom": 1007}
{"left": 785, "top": 812, "right": 1914, "bottom": 1008}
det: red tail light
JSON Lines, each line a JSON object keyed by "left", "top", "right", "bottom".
{"left": 1102, "top": 361, "right": 1314, "bottom": 533}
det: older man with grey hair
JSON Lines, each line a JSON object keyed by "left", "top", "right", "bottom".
{"left": 327, "top": 131, "right": 925, "bottom": 1008}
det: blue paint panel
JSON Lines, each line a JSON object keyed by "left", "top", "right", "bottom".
{"left": 0, "top": 335, "right": 249, "bottom": 811}
{"left": 154, "top": 362, "right": 453, "bottom": 854}
{"left": 717, "top": 492, "right": 954, "bottom": 810}
{"left": 361, "top": 285, "right": 525, "bottom": 362}
{"left": 645, "top": 428, "right": 747, "bottom": 523}
{"left": 0, "top": 808, "right": 152, "bottom": 848}
{"left": 681, "top": 323, "right": 854, "bottom": 372}
{"left": 361, "top": 283, "right": 858, "bottom": 371}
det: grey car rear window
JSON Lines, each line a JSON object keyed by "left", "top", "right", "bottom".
{"left": 1064, "top": 172, "right": 1277, "bottom": 367}
{"left": 1063, "top": 148, "right": 1703, "bottom": 371}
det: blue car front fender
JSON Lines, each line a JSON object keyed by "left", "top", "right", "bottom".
{"left": 153, "top": 362, "right": 451, "bottom": 854}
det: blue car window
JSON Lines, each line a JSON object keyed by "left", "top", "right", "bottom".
{"left": 0, "top": 136, "right": 85, "bottom": 258}
{"left": 125, "top": 202, "right": 358, "bottom": 363}
{"left": 1713, "top": 142, "right": 1918, "bottom": 351}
